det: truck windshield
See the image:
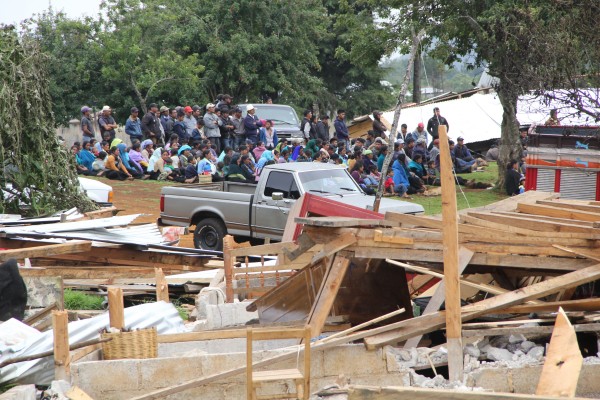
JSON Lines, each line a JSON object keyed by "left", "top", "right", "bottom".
{"left": 243, "top": 106, "right": 299, "bottom": 126}
{"left": 298, "top": 169, "right": 361, "bottom": 196}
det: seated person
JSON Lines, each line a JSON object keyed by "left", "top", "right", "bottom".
{"left": 505, "top": 160, "right": 522, "bottom": 196}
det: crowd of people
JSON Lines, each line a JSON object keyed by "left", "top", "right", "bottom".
{"left": 71, "top": 99, "right": 490, "bottom": 198}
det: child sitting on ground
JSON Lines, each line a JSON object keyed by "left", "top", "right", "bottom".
{"left": 92, "top": 151, "right": 107, "bottom": 176}
{"left": 383, "top": 169, "right": 396, "bottom": 196}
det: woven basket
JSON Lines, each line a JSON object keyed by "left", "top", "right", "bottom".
{"left": 101, "top": 327, "right": 157, "bottom": 360}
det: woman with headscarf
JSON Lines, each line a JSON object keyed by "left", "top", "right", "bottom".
{"left": 140, "top": 139, "right": 153, "bottom": 162}
{"left": 129, "top": 142, "right": 148, "bottom": 172}
{"left": 105, "top": 146, "right": 133, "bottom": 180}
{"left": 117, "top": 143, "right": 143, "bottom": 177}
{"left": 306, "top": 139, "right": 319, "bottom": 158}
{"left": 78, "top": 141, "right": 97, "bottom": 175}
{"left": 372, "top": 110, "right": 387, "bottom": 138}
{"left": 178, "top": 144, "right": 192, "bottom": 171}
{"left": 225, "top": 155, "right": 250, "bottom": 182}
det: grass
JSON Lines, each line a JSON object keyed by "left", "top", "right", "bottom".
{"left": 395, "top": 163, "right": 508, "bottom": 215}
{"left": 64, "top": 289, "right": 105, "bottom": 310}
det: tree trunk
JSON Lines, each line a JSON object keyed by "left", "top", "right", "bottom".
{"left": 496, "top": 84, "right": 522, "bottom": 190}
{"left": 130, "top": 76, "right": 147, "bottom": 114}
{"left": 412, "top": 46, "right": 422, "bottom": 104}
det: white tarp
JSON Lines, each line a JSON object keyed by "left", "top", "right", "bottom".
{"left": 0, "top": 301, "right": 185, "bottom": 385}
{"left": 383, "top": 90, "right": 599, "bottom": 144}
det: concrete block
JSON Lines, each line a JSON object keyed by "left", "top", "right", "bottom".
{"left": 72, "top": 359, "right": 141, "bottom": 392}
{"left": 467, "top": 367, "right": 511, "bottom": 392}
{"left": 527, "top": 346, "right": 545, "bottom": 361}
{"left": 486, "top": 347, "right": 513, "bottom": 362}
{"left": 0, "top": 385, "right": 36, "bottom": 400}
{"left": 139, "top": 357, "right": 203, "bottom": 389}
{"left": 23, "top": 276, "right": 62, "bottom": 308}
{"left": 510, "top": 365, "right": 542, "bottom": 394}
{"left": 520, "top": 340, "right": 536, "bottom": 352}
{"left": 323, "top": 345, "right": 387, "bottom": 376}
{"left": 205, "top": 302, "right": 258, "bottom": 329}
{"left": 464, "top": 343, "right": 481, "bottom": 358}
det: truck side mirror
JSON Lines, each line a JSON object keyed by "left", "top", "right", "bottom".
{"left": 271, "top": 192, "right": 284, "bottom": 201}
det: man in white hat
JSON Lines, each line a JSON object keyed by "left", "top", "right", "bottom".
{"left": 203, "top": 103, "right": 222, "bottom": 153}
{"left": 98, "top": 105, "right": 118, "bottom": 142}
{"left": 243, "top": 104, "right": 263, "bottom": 145}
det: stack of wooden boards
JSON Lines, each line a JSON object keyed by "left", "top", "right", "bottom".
{"left": 219, "top": 193, "right": 600, "bottom": 350}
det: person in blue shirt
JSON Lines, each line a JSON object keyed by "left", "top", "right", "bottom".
{"left": 124, "top": 107, "right": 143, "bottom": 142}
{"left": 391, "top": 157, "right": 410, "bottom": 198}
{"left": 243, "top": 105, "right": 263, "bottom": 145}
{"left": 333, "top": 109, "right": 350, "bottom": 151}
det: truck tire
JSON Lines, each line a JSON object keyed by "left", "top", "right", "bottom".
{"left": 193, "top": 218, "right": 226, "bottom": 251}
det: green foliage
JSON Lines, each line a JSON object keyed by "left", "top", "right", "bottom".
{"left": 64, "top": 289, "right": 105, "bottom": 310}
{"left": 0, "top": 27, "right": 98, "bottom": 216}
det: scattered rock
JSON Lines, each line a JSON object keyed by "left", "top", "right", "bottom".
{"left": 506, "top": 343, "right": 521, "bottom": 353}
{"left": 520, "top": 340, "right": 536, "bottom": 352}
{"left": 528, "top": 346, "right": 545, "bottom": 361}
{"left": 490, "top": 336, "right": 510, "bottom": 349}
{"left": 464, "top": 344, "right": 481, "bottom": 358}
{"left": 486, "top": 347, "right": 514, "bottom": 362}
{"left": 509, "top": 334, "right": 527, "bottom": 344}
{"left": 476, "top": 337, "right": 490, "bottom": 350}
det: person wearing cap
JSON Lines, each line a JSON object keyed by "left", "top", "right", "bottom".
{"left": 203, "top": 103, "right": 223, "bottom": 153}
{"left": 160, "top": 106, "right": 174, "bottom": 137}
{"left": 98, "top": 105, "right": 118, "bottom": 142}
{"left": 125, "top": 107, "right": 143, "bottom": 141}
{"left": 142, "top": 103, "right": 163, "bottom": 145}
{"left": 315, "top": 115, "right": 330, "bottom": 143}
{"left": 231, "top": 107, "right": 245, "bottom": 148}
{"left": 183, "top": 106, "right": 197, "bottom": 137}
{"left": 243, "top": 105, "right": 263, "bottom": 145}
{"left": 372, "top": 110, "right": 387, "bottom": 139}
{"left": 409, "top": 122, "right": 426, "bottom": 144}
{"left": 80, "top": 106, "right": 95, "bottom": 143}
{"left": 453, "top": 136, "right": 474, "bottom": 162}
{"left": 334, "top": 109, "right": 350, "bottom": 151}
{"left": 216, "top": 94, "right": 233, "bottom": 109}
{"left": 427, "top": 107, "right": 449, "bottom": 150}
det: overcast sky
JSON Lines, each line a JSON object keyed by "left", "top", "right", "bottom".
{"left": 0, "top": 0, "right": 101, "bottom": 25}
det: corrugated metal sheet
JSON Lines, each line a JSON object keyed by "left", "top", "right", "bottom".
{"left": 0, "top": 214, "right": 140, "bottom": 234}
{"left": 560, "top": 169, "right": 598, "bottom": 200}
{"left": 536, "top": 168, "right": 556, "bottom": 193}
{"left": 0, "top": 301, "right": 184, "bottom": 385}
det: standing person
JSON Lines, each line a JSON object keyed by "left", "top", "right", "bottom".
{"left": 259, "top": 120, "right": 278, "bottom": 149}
{"left": 183, "top": 106, "right": 197, "bottom": 138}
{"left": 334, "top": 109, "right": 350, "bottom": 151}
{"left": 98, "top": 105, "right": 118, "bottom": 142}
{"left": 243, "top": 105, "right": 263, "bottom": 145}
{"left": 300, "top": 110, "right": 314, "bottom": 141}
{"left": 316, "top": 115, "right": 330, "bottom": 143}
{"left": 216, "top": 94, "right": 233, "bottom": 109}
{"left": 160, "top": 106, "right": 174, "bottom": 137}
{"left": 203, "top": 103, "right": 222, "bottom": 153}
{"left": 231, "top": 107, "right": 245, "bottom": 149}
{"left": 372, "top": 110, "right": 387, "bottom": 138}
{"left": 141, "top": 103, "right": 162, "bottom": 145}
{"left": 545, "top": 109, "right": 560, "bottom": 126}
{"left": 219, "top": 107, "right": 235, "bottom": 150}
{"left": 125, "top": 107, "right": 143, "bottom": 142}
{"left": 80, "top": 106, "right": 95, "bottom": 143}
{"left": 427, "top": 107, "right": 449, "bottom": 150}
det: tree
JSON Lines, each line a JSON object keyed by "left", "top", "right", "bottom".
{"left": 0, "top": 27, "right": 96, "bottom": 215}
{"left": 339, "top": 0, "right": 599, "bottom": 187}
{"left": 98, "top": 0, "right": 203, "bottom": 116}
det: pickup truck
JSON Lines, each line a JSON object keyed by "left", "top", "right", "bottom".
{"left": 159, "top": 163, "right": 424, "bottom": 250}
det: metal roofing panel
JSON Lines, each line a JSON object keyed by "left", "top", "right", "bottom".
{"left": 0, "top": 214, "right": 141, "bottom": 234}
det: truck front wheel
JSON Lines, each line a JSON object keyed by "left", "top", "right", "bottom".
{"left": 193, "top": 218, "right": 226, "bottom": 251}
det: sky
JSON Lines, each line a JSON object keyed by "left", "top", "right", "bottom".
{"left": 0, "top": 0, "right": 101, "bottom": 25}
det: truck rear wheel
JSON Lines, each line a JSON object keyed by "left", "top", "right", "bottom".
{"left": 193, "top": 218, "right": 226, "bottom": 251}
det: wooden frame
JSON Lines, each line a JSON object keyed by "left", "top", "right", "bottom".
{"left": 246, "top": 326, "right": 311, "bottom": 400}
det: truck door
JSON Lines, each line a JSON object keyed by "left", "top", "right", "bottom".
{"left": 253, "top": 171, "right": 301, "bottom": 240}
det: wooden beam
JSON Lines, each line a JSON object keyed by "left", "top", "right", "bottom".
{"left": 518, "top": 202, "right": 600, "bottom": 223}
{"left": 372, "top": 229, "right": 414, "bottom": 245}
{"left": 553, "top": 245, "right": 600, "bottom": 262}
{"left": 346, "top": 385, "right": 591, "bottom": 400}
{"left": 463, "top": 322, "right": 600, "bottom": 338}
{"left": 19, "top": 268, "right": 157, "bottom": 279}
{"left": 467, "top": 211, "right": 600, "bottom": 235}
{"left": 294, "top": 216, "right": 398, "bottom": 228}
{"left": 230, "top": 241, "right": 296, "bottom": 257}
{"left": 310, "top": 232, "right": 356, "bottom": 264}
{"left": 155, "top": 268, "right": 169, "bottom": 303}
{"left": 536, "top": 308, "right": 582, "bottom": 397}
{"left": 404, "top": 247, "right": 474, "bottom": 349}
{"left": 306, "top": 256, "right": 351, "bottom": 337}
{"left": 486, "top": 298, "right": 600, "bottom": 314}
{"left": 0, "top": 240, "right": 92, "bottom": 262}
{"left": 52, "top": 310, "right": 70, "bottom": 381}
{"left": 223, "top": 235, "right": 235, "bottom": 303}
{"left": 108, "top": 288, "right": 125, "bottom": 330}
{"left": 363, "top": 263, "right": 600, "bottom": 350}
{"left": 65, "top": 386, "right": 95, "bottom": 400}
{"left": 537, "top": 200, "right": 600, "bottom": 215}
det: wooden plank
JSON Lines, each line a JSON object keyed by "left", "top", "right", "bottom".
{"left": 496, "top": 211, "right": 599, "bottom": 227}
{"left": 0, "top": 240, "right": 92, "bottom": 262}
{"left": 519, "top": 202, "right": 600, "bottom": 222}
{"left": 19, "top": 268, "right": 157, "bottom": 279}
{"left": 553, "top": 245, "right": 600, "bottom": 262}
{"left": 363, "top": 263, "right": 600, "bottom": 350}
{"left": 437, "top": 124, "right": 462, "bottom": 382}
{"left": 230, "top": 241, "right": 297, "bottom": 257}
{"left": 486, "top": 298, "right": 600, "bottom": 314}
{"left": 306, "top": 256, "right": 351, "bottom": 337}
{"left": 223, "top": 235, "right": 235, "bottom": 303}
{"left": 537, "top": 200, "right": 600, "bottom": 215}
{"left": 107, "top": 288, "right": 124, "bottom": 330}
{"left": 385, "top": 212, "right": 443, "bottom": 229}
{"left": 404, "top": 247, "right": 474, "bottom": 349}
{"left": 65, "top": 386, "right": 95, "bottom": 400}
{"left": 372, "top": 229, "right": 414, "bottom": 245}
{"left": 536, "top": 308, "right": 583, "bottom": 397}
{"left": 23, "top": 302, "right": 58, "bottom": 326}
{"left": 155, "top": 268, "right": 169, "bottom": 302}
{"left": 310, "top": 232, "right": 356, "bottom": 264}
{"left": 346, "top": 385, "right": 591, "bottom": 400}
{"left": 468, "top": 211, "right": 600, "bottom": 235}
{"left": 52, "top": 310, "right": 70, "bottom": 381}
{"left": 462, "top": 322, "right": 600, "bottom": 338}
{"left": 294, "top": 216, "right": 398, "bottom": 228}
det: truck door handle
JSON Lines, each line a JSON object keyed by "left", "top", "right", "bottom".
{"left": 283, "top": 200, "right": 291, "bottom": 204}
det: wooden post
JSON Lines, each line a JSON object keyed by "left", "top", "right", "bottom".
{"left": 438, "top": 124, "right": 463, "bottom": 381}
{"left": 108, "top": 287, "right": 125, "bottom": 330}
{"left": 155, "top": 268, "right": 170, "bottom": 303}
{"left": 52, "top": 310, "right": 70, "bottom": 380}
{"left": 223, "top": 235, "right": 235, "bottom": 303}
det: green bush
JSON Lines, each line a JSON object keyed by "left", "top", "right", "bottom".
{"left": 64, "top": 289, "right": 104, "bottom": 310}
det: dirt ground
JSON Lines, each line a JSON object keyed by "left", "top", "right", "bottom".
{"left": 95, "top": 177, "right": 197, "bottom": 247}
